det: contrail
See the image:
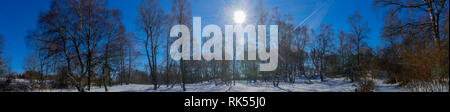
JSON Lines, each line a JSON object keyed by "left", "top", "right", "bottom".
{"left": 296, "top": 0, "right": 333, "bottom": 29}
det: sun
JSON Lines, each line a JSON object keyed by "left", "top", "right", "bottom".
{"left": 233, "top": 10, "right": 246, "bottom": 24}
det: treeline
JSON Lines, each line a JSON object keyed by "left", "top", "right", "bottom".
{"left": 3, "top": 0, "right": 448, "bottom": 92}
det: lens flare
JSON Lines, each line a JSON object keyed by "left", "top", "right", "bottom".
{"left": 233, "top": 10, "right": 246, "bottom": 24}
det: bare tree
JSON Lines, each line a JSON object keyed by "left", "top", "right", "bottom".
{"left": 164, "top": 13, "right": 174, "bottom": 87}
{"left": 347, "top": 12, "right": 370, "bottom": 81}
{"left": 28, "top": 0, "right": 126, "bottom": 92}
{"left": 0, "top": 35, "right": 2, "bottom": 55}
{"left": 22, "top": 52, "right": 40, "bottom": 89}
{"left": 137, "top": 0, "right": 165, "bottom": 90}
{"left": 100, "top": 8, "right": 126, "bottom": 91}
{"left": 25, "top": 29, "right": 51, "bottom": 90}
{"left": 0, "top": 35, "right": 5, "bottom": 76}
{"left": 171, "top": 0, "right": 192, "bottom": 91}
{"left": 375, "top": 0, "right": 447, "bottom": 45}
{"left": 314, "top": 24, "right": 335, "bottom": 82}
{"left": 294, "top": 26, "right": 311, "bottom": 83}
{"left": 126, "top": 32, "right": 139, "bottom": 85}
{"left": 337, "top": 30, "right": 355, "bottom": 81}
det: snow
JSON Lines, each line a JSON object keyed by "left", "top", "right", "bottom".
{"left": 0, "top": 78, "right": 32, "bottom": 92}
{"left": 35, "top": 78, "right": 406, "bottom": 92}
{"left": 372, "top": 79, "right": 405, "bottom": 92}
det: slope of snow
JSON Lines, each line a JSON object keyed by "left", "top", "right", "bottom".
{"left": 37, "top": 78, "right": 406, "bottom": 92}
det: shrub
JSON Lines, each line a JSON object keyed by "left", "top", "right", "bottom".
{"left": 355, "top": 80, "right": 375, "bottom": 92}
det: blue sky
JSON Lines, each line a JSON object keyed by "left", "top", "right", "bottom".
{"left": 0, "top": 0, "right": 383, "bottom": 73}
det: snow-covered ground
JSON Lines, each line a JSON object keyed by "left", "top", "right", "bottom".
{"left": 36, "top": 78, "right": 406, "bottom": 92}
{"left": 1, "top": 78, "right": 32, "bottom": 92}
{"left": 371, "top": 79, "right": 405, "bottom": 92}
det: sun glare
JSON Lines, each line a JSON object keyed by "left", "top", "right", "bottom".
{"left": 233, "top": 10, "right": 246, "bottom": 24}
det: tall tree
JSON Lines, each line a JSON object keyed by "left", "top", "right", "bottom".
{"left": 137, "top": 0, "right": 165, "bottom": 90}
{"left": 337, "top": 30, "right": 355, "bottom": 81}
{"left": 315, "top": 24, "right": 335, "bottom": 82}
{"left": 0, "top": 35, "right": 5, "bottom": 76}
{"left": 171, "top": 0, "right": 192, "bottom": 91}
{"left": 375, "top": 0, "right": 449, "bottom": 89}
{"left": 347, "top": 12, "right": 370, "bottom": 81}
{"left": 293, "top": 26, "right": 311, "bottom": 83}
{"left": 164, "top": 14, "right": 173, "bottom": 87}
{"left": 28, "top": 0, "right": 126, "bottom": 92}
{"left": 100, "top": 8, "right": 126, "bottom": 91}
{"left": 375, "top": 0, "right": 448, "bottom": 45}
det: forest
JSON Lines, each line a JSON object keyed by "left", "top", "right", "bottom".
{"left": 0, "top": 0, "right": 448, "bottom": 92}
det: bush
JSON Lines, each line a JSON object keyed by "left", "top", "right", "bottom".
{"left": 355, "top": 80, "right": 375, "bottom": 92}
{"left": 406, "top": 79, "right": 449, "bottom": 92}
